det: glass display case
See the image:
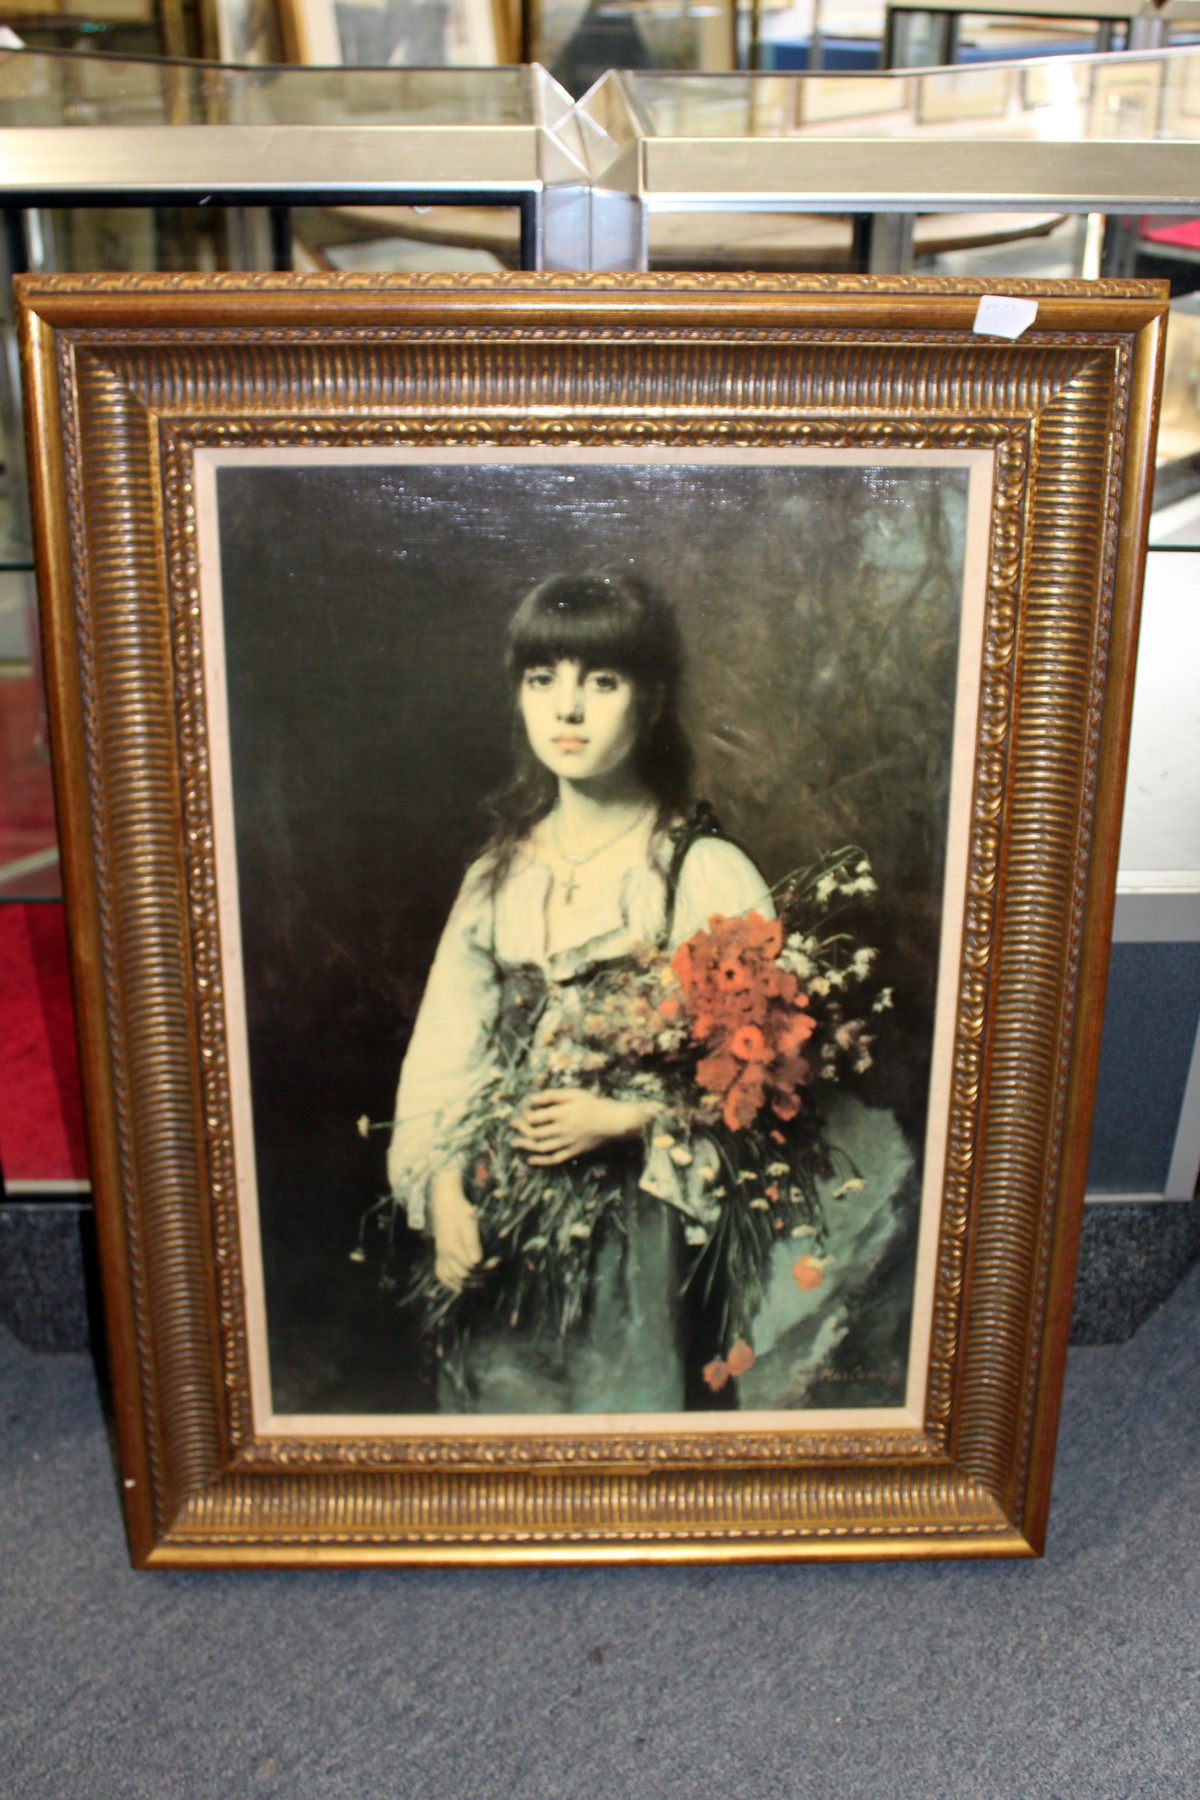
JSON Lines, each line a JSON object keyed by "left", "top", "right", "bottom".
{"left": 578, "top": 52, "right": 1200, "bottom": 527}
{"left": 0, "top": 39, "right": 1196, "bottom": 1248}
{"left": 882, "top": 0, "right": 1150, "bottom": 70}
{"left": 0, "top": 46, "right": 594, "bottom": 1203}
{"left": 0, "top": 52, "right": 588, "bottom": 265}
{"left": 580, "top": 50, "right": 1200, "bottom": 243}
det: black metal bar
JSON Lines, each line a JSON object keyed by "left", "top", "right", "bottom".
{"left": 0, "top": 188, "right": 533, "bottom": 214}
{"left": 518, "top": 193, "right": 539, "bottom": 272}
{"left": 3, "top": 209, "right": 28, "bottom": 279}
{"left": 268, "top": 206, "right": 293, "bottom": 274}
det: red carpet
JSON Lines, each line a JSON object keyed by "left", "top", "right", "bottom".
{"left": 0, "top": 901, "right": 89, "bottom": 1185}
{"left": 0, "top": 666, "right": 61, "bottom": 899}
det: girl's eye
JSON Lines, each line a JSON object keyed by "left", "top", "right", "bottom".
{"left": 589, "top": 672, "right": 621, "bottom": 693}
{"left": 524, "top": 669, "right": 554, "bottom": 690}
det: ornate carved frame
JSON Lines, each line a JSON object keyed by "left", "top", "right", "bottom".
{"left": 18, "top": 272, "right": 1165, "bottom": 1567}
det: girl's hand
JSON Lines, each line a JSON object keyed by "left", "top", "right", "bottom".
{"left": 430, "top": 1166, "right": 483, "bottom": 1293}
{"left": 512, "top": 1091, "right": 655, "bottom": 1166}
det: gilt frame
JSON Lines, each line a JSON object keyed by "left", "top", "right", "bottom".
{"left": 17, "top": 271, "right": 1165, "bottom": 1567}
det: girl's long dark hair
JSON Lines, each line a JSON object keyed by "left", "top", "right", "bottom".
{"left": 479, "top": 570, "right": 693, "bottom": 897}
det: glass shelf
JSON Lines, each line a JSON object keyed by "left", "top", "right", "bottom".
{"left": 581, "top": 49, "right": 1200, "bottom": 208}
{"left": 0, "top": 50, "right": 589, "bottom": 219}
{"left": 0, "top": 51, "right": 534, "bottom": 129}
{"left": 576, "top": 49, "right": 1200, "bottom": 538}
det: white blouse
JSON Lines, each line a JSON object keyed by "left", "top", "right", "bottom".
{"left": 387, "top": 830, "right": 774, "bottom": 1231}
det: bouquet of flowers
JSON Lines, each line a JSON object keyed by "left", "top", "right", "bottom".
{"left": 355, "top": 846, "right": 888, "bottom": 1387}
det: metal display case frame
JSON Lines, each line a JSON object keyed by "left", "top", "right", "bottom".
{"left": 0, "top": 52, "right": 592, "bottom": 273}
{"left": 576, "top": 51, "right": 1200, "bottom": 274}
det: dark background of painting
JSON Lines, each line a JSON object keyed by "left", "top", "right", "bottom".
{"left": 215, "top": 457, "right": 969, "bottom": 1413}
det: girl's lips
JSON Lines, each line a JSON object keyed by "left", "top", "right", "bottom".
{"left": 553, "top": 736, "right": 587, "bottom": 750}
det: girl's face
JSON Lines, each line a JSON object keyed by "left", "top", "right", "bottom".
{"left": 519, "top": 658, "right": 641, "bottom": 785}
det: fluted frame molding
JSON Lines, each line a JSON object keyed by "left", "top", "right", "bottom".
{"left": 17, "top": 272, "right": 1166, "bottom": 1567}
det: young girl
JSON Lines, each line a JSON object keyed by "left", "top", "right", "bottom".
{"left": 385, "top": 570, "right": 778, "bottom": 1415}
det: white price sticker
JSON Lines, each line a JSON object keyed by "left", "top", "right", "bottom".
{"left": 972, "top": 295, "right": 1039, "bottom": 341}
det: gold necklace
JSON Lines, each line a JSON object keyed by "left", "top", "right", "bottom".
{"left": 550, "top": 804, "right": 653, "bottom": 904}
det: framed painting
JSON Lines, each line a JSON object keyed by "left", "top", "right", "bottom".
{"left": 205, "top": 0, "right": 286, "bottom": 63}
{"left": 18, "top": 271, "right": 1165, "bottom": 1567}
{"left": 277, "top": 0, "right": 510, "bottom": 66}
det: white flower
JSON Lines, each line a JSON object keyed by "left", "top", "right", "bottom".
{"left": 699, "top": 1162, "right": 718, "bottom": 1185}
{"left": 809, "top": 976, "right": 831, "bottom": 998}
{"left": 767, "top": 1162, "right": 790, "bottom": 1178}
{"left": 853, "top": 875, "right": 878, "bottom": 896}
{"left": 348, "top": 1246, "right": 366, "bottom": 1263}
{"left": 737, "top": 1170, "right": 758, "bottom": 1184}
{"left": 684, "top": 1224, "right": 709, "bottom": 1246}
{"left": 832, "top": 1177, "right": 866, "bottom": 1199}
{"left": 669, "top": 1146, "right": 694, "bottom": 1167}
{"left": 851, "top": 947, "right": 877, "bottom": 981}
{"left": 855, "top": 859, "right": 871, "bottom": 876}
{"left": 872, "top": 987, "right": 895, "bottom": 1013}
{"left": 814, "top": 871, "right": 838, "bottom": 906}
{"left": 355, "top": 1114, "right": 371, "bottom": 1139}
{"left": 790, "top": 1224, "right": 815, "bottom": 1239}
{"left": 750, "top": 1198, "right": 770, "bottom": 1211}
{"left": 568, "top": 1223, "right": 591, "bottom": 1240}
{"left": 651, "top": 1132, "right": 676, "bottom": 1150}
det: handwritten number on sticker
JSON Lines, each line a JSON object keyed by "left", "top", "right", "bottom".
{"left": 973, "top": 296, "right": 1039, "bottom": 340}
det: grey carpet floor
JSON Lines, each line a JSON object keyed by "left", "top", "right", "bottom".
{"left": 3, "top": 1265, "right": 1198, "bottom": 1800}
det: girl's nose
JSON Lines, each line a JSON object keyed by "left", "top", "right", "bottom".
{"left": 557, "top": 678, "right": 585, "bottom": 721}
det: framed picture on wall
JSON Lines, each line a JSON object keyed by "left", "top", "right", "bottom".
{"left": 206, "top": 0, "right": 286, "bottom": 63}
{"left": 18, "top": 270, "right": 1165, "bottom": 1566}
{"left": 278, "top": 0, "right": 509, "bottom": 65}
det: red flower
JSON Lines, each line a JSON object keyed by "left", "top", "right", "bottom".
{"left": 776, "top": 1010, "right": 816, "bottom": 1054}
{"left": 723, "top": 1065, "right": 766, "bottom": 1132}
{"left": 717, "top": 957, "right": 749, "bottom": 993}
{"left": 696, "top": 1051, "right": 739, "bottom": 1096}
{"left": 702, "top": 1357, "right": 730, "bottom": 1392}
{"left": 674, "top": 911, "right": 819, "bottom": 1133}
{"left": 791, "top": 1255, "right": 823, "bottom": 1291}
{"left": 730, "top": 1024, "right": 767, "bottom": 1063}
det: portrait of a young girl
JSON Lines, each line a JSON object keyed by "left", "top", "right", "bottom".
{"left": 383, "top": 569, "right": 887, "bottom": 1416}
{"left": 214, "top": 452, "right": 969, "bottom": 1424}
